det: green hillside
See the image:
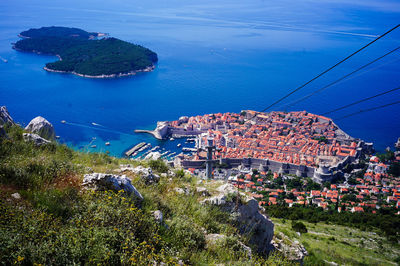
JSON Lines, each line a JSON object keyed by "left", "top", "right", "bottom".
{"left": 0, "top": 125, "right": 290, "bottom": 265}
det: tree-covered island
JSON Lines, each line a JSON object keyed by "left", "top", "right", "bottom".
{"left": 13, "top": 26, "right": 158, "bottom": 78}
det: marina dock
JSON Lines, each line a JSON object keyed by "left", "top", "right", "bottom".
{"left": 125, "top": 142, "right": 146, "bottom": 157}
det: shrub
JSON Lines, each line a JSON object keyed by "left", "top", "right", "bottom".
{"left": 0, "top": 191, "right": 175, "bottom": 265}
{"left": 149, "top": 159, "right": 168, "bottom": 173}
{"left": 168, "top": 216, "right": 206, "bottom": 255}
{"left": 292, "top": 221, "right": 307, "bottom": 233}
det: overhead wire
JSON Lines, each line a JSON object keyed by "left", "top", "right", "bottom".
{"left": 279, "top": 45, "right": 400, "bottom": 110}
{"left": 259, "top": 24, "right": 400, "bottom": 112}
{"left": 335, "top": 100, "right": 400, "bottom": 120}
{"left": 322, "top": 86, "right": 400, "bottom": 115}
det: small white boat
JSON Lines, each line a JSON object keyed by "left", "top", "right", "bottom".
{"left": 177, "top": 143, "right": 181, "bottom": 147}
{"left": 105, "top": 142, "right": 110, "bottom": 146}
{"left": 55, "top": 136, "right": 60, "bottom": 139}
{"left": 90, "top": 145, "right": 97, "bottom": 148}
{"left": 91, "top": 122, "right": 101, "bottom": 126}
{"left": 170, "top": 137, "right": 175, "bottom": 141}
{"left": 61, "top": 120, "right": 66, "bottom": 124}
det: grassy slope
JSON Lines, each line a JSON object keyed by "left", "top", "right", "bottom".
{"left": 0, "top": 125, "right": 291, "bottom": 265}
{"left": 272, "top": 217, "right": 400, "bottom": 265}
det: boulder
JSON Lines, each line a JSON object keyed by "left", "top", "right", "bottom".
{"left": 173, "top": 187, "right": 189, "bottom": 195}
{"left": 174, "top": 187, "right": 185, "bottom": 194}
{"left": 82, "top": 173, "right": 143, "bottom": 203}
{"left": 117, "top": 165, "right": 160, "bottom": 185}
{"left": 0, "top": 106, "right": 14, "bottom": 126}
{"left": 11, "top": 193, "right": 21, "bottom": 200}
{"left": 201, "top": 194, "right": 226, "bottom": 205}
{"left": 23, "top": 133, "right": 50, "bottom": 146}
{"left": 196, "top": 187, "right": 210, "bottom": 197}
{"left": 202, "top": 183, "right": 274, "bottom": 255}
{"left": 25, "top": 116, "right": 55, "bottom": 140}
{"left": 152, "top": 210, "right": 163, "bottom": 224}
{"left": 142, "top": 172, "right": 160, "bottom": 185}
{"left": 216, "top": 183, "right": 237, "bottom": 194}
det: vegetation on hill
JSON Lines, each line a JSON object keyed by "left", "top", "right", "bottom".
{"left": 0, "top": 125, "right": 291, "bottom": 265}
{"left": 19, "top": 26, "right": 98, "bottom": 39}
{"left": 273, "top": 217, "right": 400, "bottom": 265}
{"left": 265, "top": 205, "right": 400, "bottom": 243}
{"left": 13, "top": 26, "right": 158, "bottom": 77}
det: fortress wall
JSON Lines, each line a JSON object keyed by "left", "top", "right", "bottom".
{"left": 182, "top": 157, "right": 317, "bottom": 178}
{"left": 169, "top": 128, "right": 205, "bottom": 136}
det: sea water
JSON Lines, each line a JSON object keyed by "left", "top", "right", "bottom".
{"left": 0, "top": 0, "right": 399, "bottom": 156}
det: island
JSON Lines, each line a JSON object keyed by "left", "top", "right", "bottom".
{"left": 13, "top": 26, "right": 158, "bottom": 78}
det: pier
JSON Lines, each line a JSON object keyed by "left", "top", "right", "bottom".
{"left": 125, "top": 142, "right": 146, "bottom": 157}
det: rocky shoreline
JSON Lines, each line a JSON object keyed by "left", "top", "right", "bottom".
{"left": 43, "top": 64, "right": 155, "bottom": 79}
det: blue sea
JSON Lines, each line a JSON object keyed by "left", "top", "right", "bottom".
{"left": 0, "top": 0, "right": 399, "bottom": 156}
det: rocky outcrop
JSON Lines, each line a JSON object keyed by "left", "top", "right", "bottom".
{"left": 196, "top": 187, "right": 210, "bottom": 197}
{"left": 174, "top": 187, "right": 190, "bottom": 195}
{"left": 25, "top": 116, "right": 55, "bottom": 140}
{"left": 0, "top": 106, "right": 14, "bottom": 126}
{"left": 142, "top": 172, "right": 160, "bottom": 185}
{"left": 118, "top": 165, "right": 160, "bottom": 185}
{"left": 202, "top": 183, "right": 274, "bottom": 255}
{"left": 272, "top": 232, "right": 308, "bottom": 262}
{"left": 23, "top": 133, "right": 51, "bottom": 146}
{"left": 82, "top": 173, "right": 143, "bottom": 203}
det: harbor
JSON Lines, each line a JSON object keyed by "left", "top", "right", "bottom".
{"left": 124, "top": 142, "right": 146, "bottom": 157}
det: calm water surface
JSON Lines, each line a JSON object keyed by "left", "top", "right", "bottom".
{"left": 0, "top": 0, "right": 399, "bottom": 155}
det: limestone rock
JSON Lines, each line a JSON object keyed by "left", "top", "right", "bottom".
{"left": 173, "top": 187, "right": 189, "bottom": 195}
{"left": 25, "top": 116, "right": 55, "bottom": 140}
{"left": 202, "top": 183, "right": 274, "bottom": 255}
{"left": 142, "top": 172, "right": 160, "bottom": 185}
{"left": 0, "top": 106, "right": 14, "bottom": 126}
{"left": 196, "top": 187, "right": 210, "bottom": 197}
{"left": 23, "top": 133, "right": 50, "bottom": 146}
{"left": 117, "top": 165, "right": 160, "bottom": 185}
{"left": 216, "top": 183, "right": 237, "bottom": 194}
{"left": 82, "top": 173, "right": 143, "bottom": 203}
{"left": 271, "top": 232, "right": 308, "bottom": 262}
{"left": 201, "top": 194, "right": 226, "bottom": 205}
{"left": 11, "top": 193, "right": 21, "bottom": 200}
{"left": 152, "top": 210, "right": 163, "bottom": 224}
{"left": 174, "top": 187, "right": 185, "bottom": 194}
{"left": 167, "top": 170, "right": 176, "bottom": 177}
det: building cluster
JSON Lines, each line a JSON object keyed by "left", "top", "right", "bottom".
{"left": 220, "top": 155, "right": 400, "bottom": 213}
{"left": 170, "top": 111, "right": 368, "bottom": 179}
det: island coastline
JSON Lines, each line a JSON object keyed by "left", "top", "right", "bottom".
{"left": 13, "top": 26, "right": 157, "bottom": 79}
{"left": 43, "top": 64, "right": 155, "bottom": 79}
